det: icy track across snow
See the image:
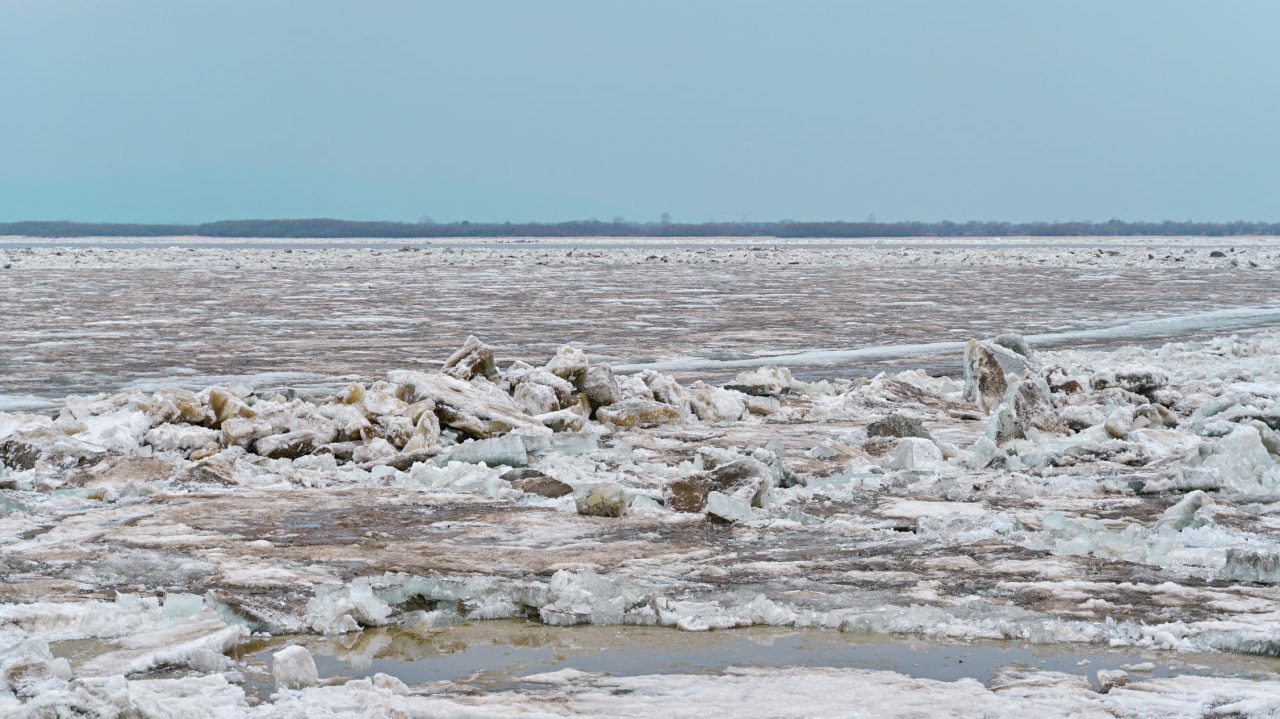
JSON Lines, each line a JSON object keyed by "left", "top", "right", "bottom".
{"left": 3, "top": 237, "right": 1280, "bottom": 716}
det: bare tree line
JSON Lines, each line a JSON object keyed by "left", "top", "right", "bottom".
{"left": 2, "top": 218, "right": 1278, "bottom": 239}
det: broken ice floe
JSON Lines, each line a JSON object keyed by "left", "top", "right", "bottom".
{"left": 9, "top": 331, "right": 1280, "bottom": 714}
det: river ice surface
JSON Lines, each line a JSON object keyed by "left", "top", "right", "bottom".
{"left": 3, "top": 237, "right": 1280, "bottom": 716}
{"left": 2, "top": 236, "right": 1279, "bottom": 406}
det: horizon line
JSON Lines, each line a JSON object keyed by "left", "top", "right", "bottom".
{"left": 2, "top": 217, "right": 1279, "bottom": 239}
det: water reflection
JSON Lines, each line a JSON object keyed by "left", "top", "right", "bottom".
{"left": 235, "top": 621, "right": 1280, "bottom": 700}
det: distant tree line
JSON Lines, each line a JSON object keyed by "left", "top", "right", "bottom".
{"left": 1, "top": 218, "right": 1278, "bottom": 239}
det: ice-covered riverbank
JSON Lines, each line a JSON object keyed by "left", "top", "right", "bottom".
{"left": 6, "top": 328, "right": 1280, "bottom": 716}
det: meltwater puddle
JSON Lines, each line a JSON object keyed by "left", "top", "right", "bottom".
{"left": 228, "top": 622, "right": 1280, "bottom": 702}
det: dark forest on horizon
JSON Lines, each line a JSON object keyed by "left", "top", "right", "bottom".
{"left": 2, "top": 218, "right": 1279, "bottom": 239}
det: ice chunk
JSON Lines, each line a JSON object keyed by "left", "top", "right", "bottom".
{"left": 0, "top": 426, "right": 107, "bottom": 470}
{"left": 991, "top": 333, "right": 1035, "bottom": 360}
{"left": 78, "top": 613, "right": 245, "bottom": 678}
{"left": 985, "top": 337, "right": 1038, "bottom": 375}
{"left": 502, "top": 468, "right": 572, "bottom": 497}
{"left": 1103, "top": 406, "right": 1134, "bottom": 439}
{"left": 163, "top": 593, "right": 206, "bottom": 619}
{"left": 365, "top": 415, "right": 413, "bottom": 449}
{"left": 639, "top": 369, "right": 690, "bottom": 410}
{"left": 75, "top": 410, "right": 154, "bottom": 454}
{"left": 508, "top": 367, "right": 575, "bottom": 405}
{"left": 665, "top": 476, "right": 714, "bottom": 512}
{"left": 1198, "top": 424, "right": 1277, "bottom": 491}
{"left": 1028, "top": 512, "right": 1150, "bottom": 564}
{"left": 966, "top": 436, "right": 1001, "bottom": 469}
{"left": 1253, "top": 419, "right": 1280, "bottom": 455}
{"left": 272, "top": 645, "right": 319, "bottom": 689}
{"left": 1092, "top": 366, "right": 1169, "bottom": 397}
{"left": 391, "top": 370, "right": 543, "bottom": 438}
{"left": 737, "top": 594, "right": 799, "bottom": 626}
{"left": 203, "top": 591, "right": 307, "bottom": 634}
{"left": 407, "top": 461, "right": 505, "bottom": 496}
{"left": 360, "top": 383, "right": 411, "bottom": 418}
{"left": 352, "top": 437, "right": 397, "bottom": 464}
{"left": 710, "top": 457, "right": 774, "bottom": 505}
{"left": 127, "top": 674, "right": 248, "bottom": 718}
{"left": 706, "top": 491, "right": 752, "bottom": 523}
{"left": 962, "top": 341, "right": 1010, "bottom": 413}
{"left": 306, "top": 581, "right": 393, "bottom": 635}
{"left": 436, "top": 434, "right": 528, "bottom": 468}
{"left": 544, "top": 345, "right": 590, "bottom": 384}
{"left": 674, "top": 453, "right": 775, "bottom": 505}
{"left": 13, "top": 675, "right": 120, "bottom": 717}
{"left": 206, "top": 387, "right": 256, "bottom": 427}
{"left": 575, "top": 483, "right": 627, "bottom": 518}
{"left": 549, "top": 429, "right": 599, "bottom": 454}
{"left": 580, "top": 364, "right": 621, "bottom": 407}
{"left": 1136, "top": 402, "right": 1177, "bottom": 428}
{"left": 506, "top": 421, "right": 552, "bottom": 456}
{"left": 867, "top": 413, "right": 932, "bottom": 440}
{"left": 514, "top": 381, "right": 560, "bottom": 415}
{"left": 372, "top": 672, "right": 410, "bottom": 695}
{"left": 965, "top": 337, "right": 1039, "bottom": 409}
{"left": 726, "top": 365, "right": 794, "bottom": 398}
{"left": 629, "top": 495, "right": 664, "bottom": 512}
{"left": 178, "top": 456, "right": 246, "bottom": 486}
{"left": 881, "top": 438, "right": 944, "bottom": 471}
{"left": 1043, "top": 365, "right": 1085, "bottom": 394}
{"left": 686, "top": 381, "right": 746, "bottom": 423}
{"left": 986, "top": 378, "right": 1067, "bottom": 445}
{"left": 664, "top": 457, "right": 772, "bottom": 513}
{"left": 220, "top": 416, "right": 274, "bottom": 447}
{"left": 596, "top": 399, "right": 687, "bottom": 428}
{"left": 742, "top": 395, "right": 782, "bottom": 416}
{"left": 145, "top": 423, "right": 221, "bottom": 452}
{"left": 441, "top": 335, "right": 499, "bottom": 381}
{"left": 67, "top": 550, "right": 218, "bottom": 590}
{"left": 654, "top": 597, "right": 752, "bottom": 631}
{"left": 535, "top": 407, "right": 587, "bottom": 433}
{"left": 401, "top": 409, "right": 441, "bottom": 452}
{"left": 253, "top": 429, "right": 320, "bottom": 459}
{"left": 614, "top": 373, "right": 655, "bottom": 401}
{"left": 1096, "top": 668, "right": 1129, "bottom": 692}
{"left": 1153, "top": 490, "right": 1212, "bottom": 533}
{"left": 1223, "top": 548, "right": 1280, "bottom": 584}
{"left": 916, "top": 512, "right": 1021, "bottom": 544}
{"left": 65, "top": 456, "right": 175, "bottom": 489}
{"left": 2, "top": 656, "right": 64, "bottom": 699}
{"left": 335, "top": 382, "right": 366, "bottom": 405}
{"left": 539, "top": 569, "right": 646, "bottom": 625}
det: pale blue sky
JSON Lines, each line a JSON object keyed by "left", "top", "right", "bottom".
{"left": 1, "top": 1, "right": 1277, "bottom": 223}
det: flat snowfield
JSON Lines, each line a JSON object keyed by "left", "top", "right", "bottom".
{"left": 3, "top": 237, "right": 1280, "bottom": 717}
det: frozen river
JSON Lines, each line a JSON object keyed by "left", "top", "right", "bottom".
{"left": 4, "top": 236, "right": 1280, "bottom": 716}
{"left": 2, "top": 236, "right": 1278, "bottom": 407}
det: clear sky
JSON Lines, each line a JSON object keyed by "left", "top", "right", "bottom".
{"left": 1, "top": 1, "right": 1277, "bottom": 224}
